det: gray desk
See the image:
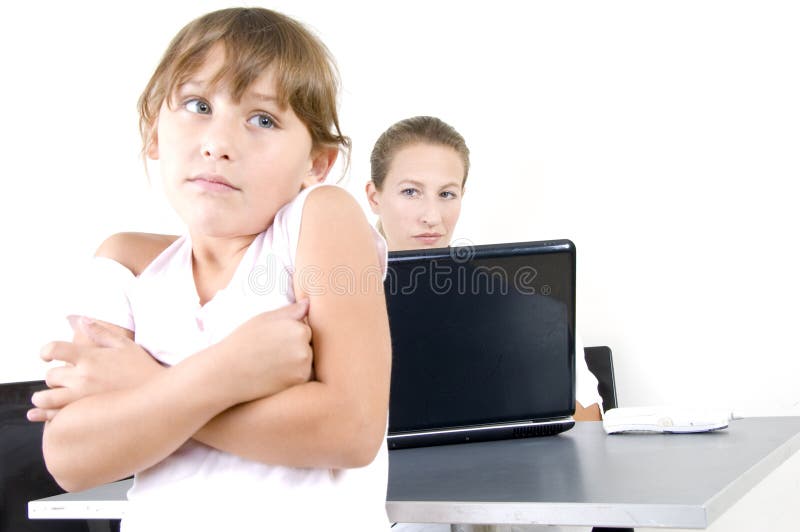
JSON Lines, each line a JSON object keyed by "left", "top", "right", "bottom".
{"left": 30, "top": 417, "right": 800, "bottom": 529}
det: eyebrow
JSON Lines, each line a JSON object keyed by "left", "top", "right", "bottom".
{"left": 397, "top": 179, "right": 462, "bottom": 190}
{"left": 239, "top": 89, "right": 288, "bottom": 113}
{"left": 176, "top": 82, "right": 280, "bottom": 105}
{"left": 247, "top": 91, "right": 279, "bottom": 104}
{"left": 176, "top": 80, "right": 204, "bottom": 93}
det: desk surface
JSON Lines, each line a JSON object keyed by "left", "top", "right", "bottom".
{"left": 30, "top": 417, "right": 800, "bottom": 528}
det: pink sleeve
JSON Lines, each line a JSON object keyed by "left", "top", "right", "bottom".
{"left": 66, "top": 256, "right": 135, "bottom": 332}
{"left": 273, "top": 184, "right": 388, "bottom": 285}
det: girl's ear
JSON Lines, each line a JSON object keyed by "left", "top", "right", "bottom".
{"left": 365, "top": 181, "right": 381, "bottom": 215}
{"left": 302, "top": 147, "right": 338, "bottom": 188}
{"left": 145, "top": 123, "right": 159, "bottom": 160}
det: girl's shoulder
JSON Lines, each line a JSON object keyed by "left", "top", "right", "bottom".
{"left": 94, "top": 232, "right": 180, "bottom": 276}
{"left": 302, "top": 183, "right": 359, "bottom": 217}
{"left": 274, "top": 184, "right": 363, "bottom": 259}
{"left": 280, "top": 183, "right": 354, "bottom": 221}
{"left": 294, "top": 184, "right": 387, "bottom": 270}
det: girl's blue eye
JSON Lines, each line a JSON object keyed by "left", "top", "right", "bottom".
{"left": 248, "top": 114, "right": 275, "bottom": 129}
{"left": 185, "top": 99, "right": 211, "bottom": 114}
{"left": 440, "top": 191, "right": 458, "bottom": 199}
{"left": 401, "top": 188, "right": 419, "bottom": 197}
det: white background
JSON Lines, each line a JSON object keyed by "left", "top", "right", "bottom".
{"left": 2, "top": 1, "right": 798, "bottom": 415}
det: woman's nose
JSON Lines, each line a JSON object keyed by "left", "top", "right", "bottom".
{"left": 420, "top": 202, "right": 443, "bottom": 227}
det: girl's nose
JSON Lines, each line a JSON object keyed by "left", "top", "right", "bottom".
{"left": 203, "top": 142, "right": 231, "bottom": 161}
{"left": 201, "top": 140, "right": 232, "bottom": 161}
{"left": 201, "top": 121, "right": 235, "bottom": 161}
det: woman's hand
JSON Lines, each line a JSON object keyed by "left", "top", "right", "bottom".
{"left": 28, "top": 318, "right": 163, "bottom": 422}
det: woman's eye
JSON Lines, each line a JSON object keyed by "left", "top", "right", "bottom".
{"left": 401, "top": 188, "right": 419, "bottom": 197}
{"left": 440, "top": 191, "right": 458, "bottom": 199}
{"left": 248, "top": 114, "right": 275, "bottom": 129}
{"left": 184, "top": 99, "right": 211, "bottom": 114}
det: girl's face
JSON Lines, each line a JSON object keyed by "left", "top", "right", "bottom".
{"left": 366, "top": 143, "right": 464, "bottom": 251}
{"left": 149, "top": 45, "right": 333, "bottom": 239}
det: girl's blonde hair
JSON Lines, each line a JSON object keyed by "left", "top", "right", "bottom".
{"left": 369, "top": 116, "right": 470, "bottom": 191}
{"left": 138, "top": 7, "right": 350, "bottom": 162}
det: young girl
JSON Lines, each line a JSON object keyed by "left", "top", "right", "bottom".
{"left": 366, "top": 115, "right": 601, "bottom": 421}
{"left": 29, "top": 8, "right": 391, "bottom": 531}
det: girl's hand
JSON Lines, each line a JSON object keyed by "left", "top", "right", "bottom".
{"left": 29, "top": 300, "right": 312, "bottom": 422}
{"left": 28, "top": 318, "right": 163, "bottom": 422}
{"left": 214, "top": 299, "right": 313, "bottom": 405}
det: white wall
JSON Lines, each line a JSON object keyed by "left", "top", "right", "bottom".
{"left": 2, "top": 1, "right": 798, "bottom": 415}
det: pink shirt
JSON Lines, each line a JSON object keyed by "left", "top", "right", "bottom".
{"left": 74, "top": 185, "right": 390, "bottom": 531}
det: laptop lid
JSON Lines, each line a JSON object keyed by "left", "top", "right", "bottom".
{"left": 385, "top": 239, "right": 576, "bottom": 449}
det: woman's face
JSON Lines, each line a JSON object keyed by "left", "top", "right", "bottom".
{"left": 367, "top": 143, "right": 464, "bottom": 251}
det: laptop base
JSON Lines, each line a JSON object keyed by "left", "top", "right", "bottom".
{"left": 388, "top": 418, "right": 575, "bottom": 450}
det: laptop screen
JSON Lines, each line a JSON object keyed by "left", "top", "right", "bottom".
{"left": 386, "top": 240, "right": 576, "bottom": 435}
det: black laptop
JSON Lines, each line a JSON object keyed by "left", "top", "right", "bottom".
{"left": 385, "top": 239, "right": 577, "bottom": 449}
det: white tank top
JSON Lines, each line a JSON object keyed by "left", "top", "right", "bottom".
{"left": 72, "top": 184, "right": 390, "bottom": 531}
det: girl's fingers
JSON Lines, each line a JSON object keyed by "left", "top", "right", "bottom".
{"left": 79, "top": 318, "right": 130, "bottom": 349}
{"left": 40, "top": 341, "right": 78, "bottom": 364}
{"left": 32, "top": 387, "right": 76, "bottom": 410}
{"left": 27, "top": 408, "right": 47, "bottom": 422}
{"left": 27, "top": 408, "right": 59, "bottom": 422}
{"left": 44, "top": 365, "right": 73, "bottom": 389}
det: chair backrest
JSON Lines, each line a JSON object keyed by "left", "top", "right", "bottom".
{"left": 0, "top": 380, "right": 93, "bottom": 532}
{"left": 583, "top": 346, "right": 619, "bottom": 411}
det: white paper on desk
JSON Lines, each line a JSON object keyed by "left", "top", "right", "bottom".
{"left": 603, "top": 406, "right": 731, "bottom": 434}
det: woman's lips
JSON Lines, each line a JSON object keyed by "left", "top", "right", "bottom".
{"left": 413, "top": 233, "right": 443, "bottom": 245}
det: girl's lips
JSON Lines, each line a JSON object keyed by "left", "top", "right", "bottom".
{"left": 188, "top": 175, "right": 239, "bottom": 192}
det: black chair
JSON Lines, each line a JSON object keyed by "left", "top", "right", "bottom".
{"left": 584, "top": 345, "right": 619, "bottom": 412}
{"left": 583, "top": 348, "right": 633, "bottom": 532}
{"left": 0, "top": 380, "right": 119, "bottom": 532}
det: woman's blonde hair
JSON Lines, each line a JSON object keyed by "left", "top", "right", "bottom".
{"left": 138, "top": 7, "right": 350, "bottom": 163}
{"left": 369, "top": 116, "right": 470, "bottom": 191}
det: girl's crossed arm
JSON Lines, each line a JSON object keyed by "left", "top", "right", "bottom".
{"left": 191, "top": 186, "right": 392, "bottom": 468}
{"left": 38, "top": 300, "right": 312, "bottom": 492}
{"left": 36, "top": 187, "right": 391, "bottom": 490}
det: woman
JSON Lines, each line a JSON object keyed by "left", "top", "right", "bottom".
{"left": 366, "top": 115, "right": 602, "bottom": 421}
